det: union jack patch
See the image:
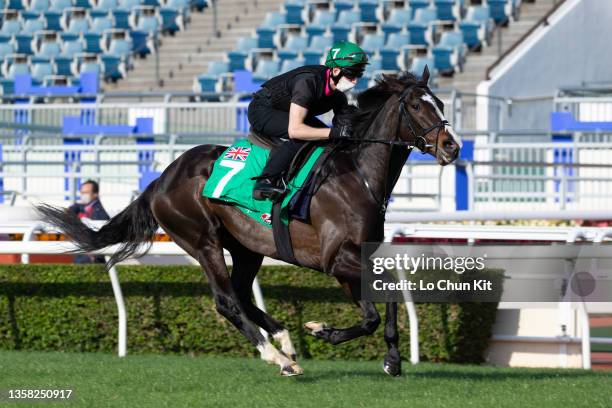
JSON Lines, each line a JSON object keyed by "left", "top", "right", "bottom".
{"left": 224, "top": 146, "right": 251, "bottom": 161}
{"left": 261, "top": 213, "right": 272, "bottom": 225}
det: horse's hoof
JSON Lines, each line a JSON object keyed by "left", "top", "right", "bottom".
{"left": 281, "top": 362, "right": 303, "bottom": 377}
{"left": 304, "top": 321, "right": 327, "bottom": 334}
{"left": 383, "top": 361, "right": 402, "bottom": 377}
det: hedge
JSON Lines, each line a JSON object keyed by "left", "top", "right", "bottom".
{"left": 0, "top": 264, "right": 501, "bottom": 363}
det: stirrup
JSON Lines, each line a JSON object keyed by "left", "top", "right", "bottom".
{"left": 253, "top": 178, "right": 287, "bottom": 201}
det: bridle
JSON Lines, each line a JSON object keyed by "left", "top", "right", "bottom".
{"left": 347, "top": 84, "right": 450, "bottom": 214}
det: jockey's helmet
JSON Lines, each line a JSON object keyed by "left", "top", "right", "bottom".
{"left": 325, "top": 41, "right": 369, "bottom": 78}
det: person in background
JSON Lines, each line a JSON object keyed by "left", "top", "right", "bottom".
{"left": 68, "top": 180, "right": 109, "bottom": 264}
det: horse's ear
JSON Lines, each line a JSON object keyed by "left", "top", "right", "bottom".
{"left": 421, "top": 65, "right": 430, "bottom": 85}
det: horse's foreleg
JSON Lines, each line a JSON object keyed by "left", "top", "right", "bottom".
{"left": 229, "top": 247, "right": 297, "bottom": 362}
{"left": 305, "top": 279, "right": 381, "bottom": 345}
{"left": 383, "top": 302, "right": 402, "bottom": 376}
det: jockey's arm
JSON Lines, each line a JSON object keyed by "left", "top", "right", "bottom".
{"left": 288, "top": 103, "right": 331, "bottom": 140}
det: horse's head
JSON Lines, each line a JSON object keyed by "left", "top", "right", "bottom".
{"left": 396, "top": 66, "right": 461, "bottom": 165}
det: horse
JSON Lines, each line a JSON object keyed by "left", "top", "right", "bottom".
{"left": 36, "top": 66, "right": 461, "bottom": 377}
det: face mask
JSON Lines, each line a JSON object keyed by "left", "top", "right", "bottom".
{"left": 335, "top": 76, "right": 356, "bottom": 93}
{"left": 80, "top": 193, "right": 92, "bottom": 205}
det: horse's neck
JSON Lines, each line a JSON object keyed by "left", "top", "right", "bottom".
{"left": 354, "top": 99, "right": 409, "bottom": 206}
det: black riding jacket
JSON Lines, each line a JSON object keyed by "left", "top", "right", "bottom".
{"left": 255, "top": 65, "right": 354, "bottom": 119}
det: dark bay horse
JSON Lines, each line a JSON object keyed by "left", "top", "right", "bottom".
{"left": 37, "top": 67, "right": 461, "bottom": 377}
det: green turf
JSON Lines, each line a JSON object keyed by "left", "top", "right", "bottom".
{"left": 0, "top": 351, "right": 610, "bottom": 408}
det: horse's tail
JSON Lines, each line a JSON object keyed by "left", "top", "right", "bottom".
{"left": 35, "top": 180, "right": 159, "bottom": 269}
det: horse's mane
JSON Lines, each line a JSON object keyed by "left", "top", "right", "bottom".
{"left": 351, "top": 71, "right": 424, "bottom": 139}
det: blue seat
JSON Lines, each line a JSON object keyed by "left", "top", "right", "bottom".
{"left": 3, "top": 56, "right": 31, "bottom": 79}
{"left": 408, "top": 0, "right": 430, "bottom": 13}
{"left": 90, "top": 16, "right": 114, "bottom": 34}
{"left": 331, "top": 10, "right": 360, "bottom": 43}
{"left": 409, "top": 56, "right": 434, "bottom": 80}
{"left": 488, "top": 0, "right": 512, "bottom": 24}
{"left": 381, "top": 8, "right": 412, "bottom": 40}
{"left": 31, "top": 57, "right": 54, "bottom": 84}
{"left": 380, "top": 32, "right": 410, "bottom": 70}
{"left": 432, "top": 30, "right": 465, "bottom": 74}
{"left": 73, "top": 0, "right": 91, "bottom": 7}
{"left": 354, "top": 56, "right": 381, "bottom": 92}
{"left": 77, "top": 54, "right": 102, "bottom": 76}
{"left": 305, "top": 10, "right": 335, "bottom": 41}
{"left": 101, "top": 54, "right": 124, "bottom": 80}
{"left": 195, "top": 60, "right": 229, "bottom": 93}
{"left": 360, "top": 33, "right": 384, "bottom": 55}
{"left": 207, "top": 60, "right": 229, "bottom": 76}
{"left": 84, "top": 32, "right": 102, "bottom": 53}
{"left": 62, "top": 38, "right": 84, "bottom": 57}
{"left": 6, "top": 0, "right": 25, "bottom": 9}
{"left": 303, "top": 35, "right": 332, "bottom": 65}
{"left": 28, "top": 0, "right": 50, "bottom": 12}
{"left": 64, "top": 11, "right": 90, "bottom": 35}
{"left": 227, "top": 36, "right": 257, "bottom": 71}
{"left": 22, "top": 18, "right": 45, "bottom": 35}
{"left": 434, "top": 0, "right": 463, "bottom": 22}
{"left": 133, "top": 8, "right": 160, "bottom": 35}
{"left": 0, "top": 42, "right": 15, "bottom": 61}
{"left": 160, "top": 0, "right": 188, "bottom": 34}
{"left": 92, "top": 0, "right": 117, "bottom": 11}
{"left": 44, "top": 11, "right": 62, "bottom": 31}
{"left": 195, "top": 74, "right": 219, "bottom": 93}
{"left": 113, "top": 9, "right": 131, "bottom": 29}
{"left": 358, "top": 0, "right": 378, "bottom": 23}
{"left": 459, "top": 6, "right": 493, "bottom": 49}
{"left": 277, "top": 35, "right": 308, "bottom": 64}
{"left": 407, "top": 7, "right": 437, "bottom": 47}
{"left": 142, "top": 0, "right": 158, "bottom": 6}
{"left": 256, "top": 12, "right": 286, "bottom": 49}
{"left": 332, "top": 0, "right": 353, "bottom": 19}
{"left": 280, "top": 58, "right": 303, "bottom": 73}
{"left": 50, "top": 0, "right": 72, "bottom": 10}
{"left": 15, "top": 34, "right": 34, "bottom": 55}
{"left": 34, "top": 35, "right": 62, "bottom": 58}
{"left": 0, "top": 17, "right": 22, "bottom": 36}
{"left": 106, "top": 30, "right": 132, "bottom": 60}
{"left": 118, "top": 0, "right": 140, "bottom": 8}
{"left": 284, "top": 1, "right": 304, "bottom": 24}
{"left": 252, "top": 59, "right": 279, "bottom": 82}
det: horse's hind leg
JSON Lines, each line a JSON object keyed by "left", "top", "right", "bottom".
{"left": 383, "top": 302, "right": 402, "bottom": 377}
{"left": 229, "top": 245, "right": 298, "bottom": 362}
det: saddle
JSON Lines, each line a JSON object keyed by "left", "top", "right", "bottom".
{"left": 248, "top": 127, "right": 332, "bottom": 264}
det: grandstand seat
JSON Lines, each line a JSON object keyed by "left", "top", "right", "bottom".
{"left": 194, "top": 60, "right": 228, "bottom": 93}
{"left": 277, "top": 35, "right": 308, "bottom": 65}
{"left": 357, "top": 0, "right": 378, "bottom": 23}
{"left": 284, "top": 1, "right": 304, "bottom": 24}
{"left": 92, "top": 0, "right": 117, "bottom": 11}
{"left": 22, "top": 18, "right": 45, "bottom": 35}
{"left": 303, "top": 34, "right": 332, "bottom": 65}
{"left": 44, "top": 11, "right": 63, "bottom": 31}
{"left": 434, "top": 0, "right": 463, "bottom": 23}
{"left": 459, "top": 5, "right": 493, "bottom": 49}
{"left": 252, "top": 59, "right": 278, "bottom": 82}
{"left": 304, "top": 10, "right": 335, "bottom": 41}
{"left": 62, "top": 8, "right": 90, "bottom": 35}
{"left": 408, "top": 0, "right": 430, "bottom": 13}
{"left": 2, "top": 54, "right": 31, "bottom": 79}
{"left": 84, "top": 32, "right": 102, "bottom": 53}
{"left": 22, "top": 10, "right": 42, "bottom": 21}
{"left": 15, "top": 34, "right": 34, "bottom": 55}
{"left": 354, "top": 55, "right": 381, "bottom": 92}
{"left": 6, "top": 0, "right": 25, "bottom": 10}
{"left": 101, "top": 54, "right": 125, "bottom": 81}
{"left": 142, "top": 0, "right": 159, "bottom": 6}
{"left": 432, "top": 30, "right": 465, "bottom": 74}
{"left": 50, "top": 0, "right": 72, "bottom": 10}
{"left": 0, "top": 11, "right": 23, "bottom": 36}
{"left": 360, "top": 33, "right": 384, "bottom": 55}
{"left": 55, "top": 37, "right": 82, "bottom": 76}
{"left": 112, "top": 9, "right": 131, "bottom": 30}
{"left": 26, "top": 0, "right": 50, "bottom": 12}
{"left": 61, "top": 38, "right": 84, "bottom": 57}
{"left": 407, "top": 7, "right": 437, "bottom": 47}
{"left": 31, "top": 56, "right": 54, "bottom": 84}
{"left": 380, "top": 8, "right": 412, "bottom": 40}
{"left": 380, "top": 32, "right": 410, "bottom": 70}
{"left": 118, "top": 0, "right": 140, "bottom": 8}
{"left": 42, "top": 74, "right": 69, "bottom": 86}
{"left": 33, "top": 32, "right": 62, "bottom": 58}
{"left": 130, "top": 6, "right": 160, "bottom": 35}
{"left": 488, "top": 0, "right": 514, "bottom": 25}
{"left": 103, "top": 29, "right": 132, "bottom": 64}
{"left": 227, "top": 36, "right": 257, "bottom": 71}
{"left": 73, "top": 0, "right": 91, "bottom": 8}
{"left": 280, "top": 57, "right": 303, "bottom": 73}
{"left": 332, "top": 0, "right": 353, "bottom": 18}
{"left": 256, "top": 12, "right": 286, "bottom": 48}
{"left": 74, "top": 53, "right": 101, "bottom": 77}
{"left": 0, "top": 42, "right": 15, "bottom": 61}
{"left": 409, "top": 56, "right": 434, "bottom": 80}
{"left": 160, "top": 0, "right": 189, "bottom": 34}
{"left": 379, "top": 0, "right": 410, "bottom": 21}
{"left": 330, "top": 10, "right": 360, "bottom": 43}
{"left": 89, "top": 15, "right": 114, "bottom": 34}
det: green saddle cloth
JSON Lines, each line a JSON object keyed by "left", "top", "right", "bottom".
{"left": 202, "top": 139, "right": 324, "bottom": 228}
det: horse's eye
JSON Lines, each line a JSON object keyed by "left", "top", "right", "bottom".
{"left": 412, "top": 104, "right": 420, "bottom": 111}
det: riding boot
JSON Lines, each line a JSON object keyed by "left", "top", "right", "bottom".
{"left": 253, "top": 139, "right": 304, "bottom": 201}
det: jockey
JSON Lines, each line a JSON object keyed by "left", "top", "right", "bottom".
{"left": 248, "top": 40, "right": 368, "bottom": 201}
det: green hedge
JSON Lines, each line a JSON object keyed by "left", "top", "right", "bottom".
{"left": 0, "top": 265, "right": 500, "bottom": 363}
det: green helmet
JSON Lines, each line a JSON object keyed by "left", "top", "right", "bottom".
{"left": 325, "top": 41, "right": 369, "bottom": 77}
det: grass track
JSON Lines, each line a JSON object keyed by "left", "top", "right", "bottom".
{"left": 0, "top": 351, "right": 610, "bottom": 408}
